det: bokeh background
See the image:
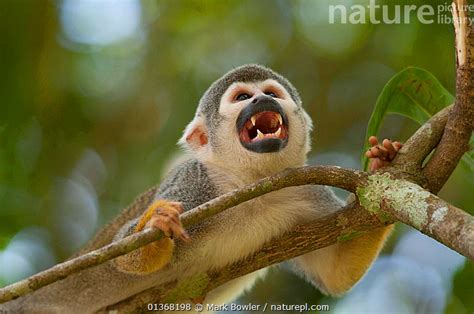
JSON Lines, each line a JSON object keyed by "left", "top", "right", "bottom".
{"left": 0, "top": 0, "right": 472, "bottom": 313}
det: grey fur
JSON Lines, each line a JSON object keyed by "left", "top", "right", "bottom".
{"left": 113, "top": 159, "right": 219, "bottom": 245}
{"left": 155, "top": 159, "right": 220, "bottom": 212}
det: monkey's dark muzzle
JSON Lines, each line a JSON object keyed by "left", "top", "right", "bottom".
{"left": 236, "top": 96, "right": 289, "bottom": 153}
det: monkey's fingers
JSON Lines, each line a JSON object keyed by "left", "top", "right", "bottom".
{"left": 147, "top": 215, "right": 190, "bottom": 242}
{"left": 369, "top": 158, "right": 390, "bottom": 171}
{"left": 168, "top": 201, "right": 184, "bottom": 214}
{"left": 135, "top": 200, "right": 190, "bottom": 243}
{"left": 368, "top": 136, "right": 378, "bottom": 147}
{"left": 368, "top": 146, "right": 390, "bottom": 161}
{"left": 162, "top": 218, "right": 190, "bottom": 243}
{"left": 393, "top": 141, "right": 403, "bottom": 151}
{"left": 369, "top": 159, "right": 380, "bottom": 172}
{"left": 173, "top": 225, "right": 191, "bottom": 243}
{"left": 146, "top": 216, "right": 171, "bottom": 236}
{"left": 366, "top": 136, "right": 380, "bottom": 159}
{"left": 382, "top": 139, "right": 397, "bottom": 160}
{"left": 160, "top": 212, "right": 190, "bottom": 242}
{"left": 159, "top": 207, "right": 182, "bottom": 225}
{"left": 365, "top": 148, "right": 376, "bottom": 159}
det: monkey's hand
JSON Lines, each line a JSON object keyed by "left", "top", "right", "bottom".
{"left": 114, "top": 200, "right": 189, "bottom": 274}
{"left": 136, "top": 200, "right": 190, "bottom": 241}
{"left": 365, "top": 136, "right": 402, "bottom": 172}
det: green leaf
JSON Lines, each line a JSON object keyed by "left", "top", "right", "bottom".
{"left": 362, "top": 67, "right": 454, "bottom": 171}
{"left": 445, "top": 261, "right": 474, "bottom": 314}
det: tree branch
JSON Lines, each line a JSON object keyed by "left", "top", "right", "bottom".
{"left": 102, "top": 201, "right": 385, "bottom": 312}
{"left": 392, "top": 105, "right": 451, "bottom": 173}
{"left": 357, "top": 172, "right": 474, "bottom": 259}
{"left": 423, "top": 0, "right": 474, "bottom": 193}
{"left": 100, "top": 92, "right": 474, "bottom": 313}
{"left": 0, "top": 99, "right": 468, "bottom": 305}
{"left": 0, "top": 166, "right": 365, "bottom": 303}
{"left": 104, "top": 174, "right": 474, "bottom": 312}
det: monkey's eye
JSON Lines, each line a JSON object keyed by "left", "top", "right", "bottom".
{"left": 264, "top": 91, "right": 277, "bottom": 98}
{"left": 236, "top": 93, "right": 251, "bottom": 101}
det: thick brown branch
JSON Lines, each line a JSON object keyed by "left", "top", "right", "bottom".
{"left": 387, "top": 191, "right": 474, "bottom": 260}
{"left": 423, "top": 1, "right": 474, "bottom": 193}
{"left": 357, "top": 172, "right": 474, "bottom": 260}
{"left": 393, "top": 106, "right": 451, "bottom": 171}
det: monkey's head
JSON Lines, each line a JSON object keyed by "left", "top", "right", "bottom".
{"left": 180, "top": 64, "right": 313, "bottom": 176}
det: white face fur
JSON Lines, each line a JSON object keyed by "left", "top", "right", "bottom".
{"left": 181, "top": 79, "right": 313, "bottom": 180}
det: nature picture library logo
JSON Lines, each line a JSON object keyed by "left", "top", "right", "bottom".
{"left": 329, "top": 0, "right": 474, "bottom": 25}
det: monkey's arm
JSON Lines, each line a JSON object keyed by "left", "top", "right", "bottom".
{"left": 112, "top": 158, "right": 219, "bottom": 274}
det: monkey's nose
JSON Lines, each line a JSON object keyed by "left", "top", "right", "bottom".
{"left": 252, "top": 95, "right": 272, "bottom": 105}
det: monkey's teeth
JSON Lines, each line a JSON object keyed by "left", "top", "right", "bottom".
{"left": 257, "top": 129, "right": 265, "bottom": 139}
{"left": 251, "top": 116, "right": 256, "bottom": 126}
{"left": 275, "top": 127, "right": 281, "bottom": 137}
{"left": 277, "top": 114, "right": 283, "bottom": 125}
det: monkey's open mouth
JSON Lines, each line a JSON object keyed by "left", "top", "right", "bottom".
{"left": 236, "top": 99, "right": 289, "bottom": 153}
{"left": 239, "top": 112, "right": 288, "bottom": 143}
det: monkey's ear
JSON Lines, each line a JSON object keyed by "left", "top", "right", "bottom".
{"left": 178, "top": 115, "right": 208, "bottom": 151}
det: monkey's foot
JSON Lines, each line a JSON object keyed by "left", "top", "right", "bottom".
{"left": 366, "top": 136, "right": 403, "bottom": 171}
{"left": 115, "top": 200, "right": 189, "bottom": 274}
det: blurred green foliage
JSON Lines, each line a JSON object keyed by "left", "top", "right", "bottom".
{"left": 0, "top": 0, "right": 472, "bottom": 312}
{"left": 446, "top": 261, "right": 474, "bottom": 313}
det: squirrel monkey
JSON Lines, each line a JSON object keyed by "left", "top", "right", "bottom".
{"left": 1, "top": 64, "right": 400, "bottom": 313}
